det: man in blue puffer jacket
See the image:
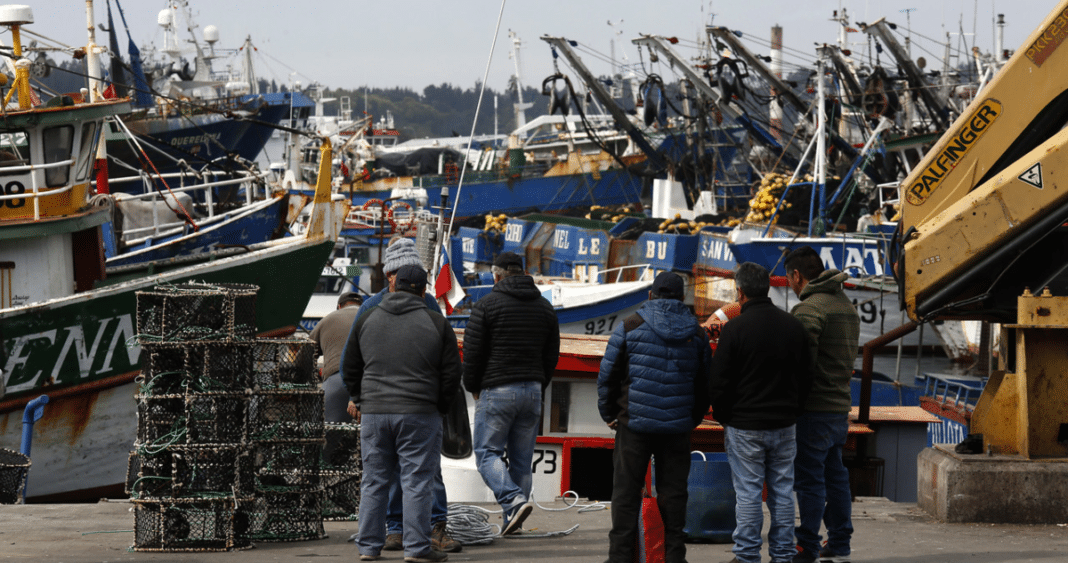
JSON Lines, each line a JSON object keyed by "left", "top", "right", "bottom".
{"left": 597, "top": 271, "right": 711, "bottom": 563}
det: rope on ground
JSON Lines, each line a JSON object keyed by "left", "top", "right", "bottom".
{"left": 445, "top": 504, "right": 500, "bottom": 546}
{"left": 533, "top": 490, "right": 610, "bottom": 513}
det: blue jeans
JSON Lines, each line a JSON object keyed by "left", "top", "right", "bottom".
{"left": 358, "top": 413, "right": 442, "bottom": 559}
{"left": 386, "top": 462, "right": 449, "bottom": 533}
{"left": 473, "top": 381, "right": 542, "bottom": 512}
{"left": 724, "top": 424, "right": 797, "bottom": 563}
{"left": 794, "top": 412, "right": 852, "bottom": 556}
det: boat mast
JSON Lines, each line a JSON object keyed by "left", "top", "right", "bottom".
{"left": 813, "top": 45, "right": 830, "bottom": 237}
{"left": 541, "top": 35, "right": 666, "bottom": 170}
{"left": 508, "top": 30, "right": 532, "bottom": 129}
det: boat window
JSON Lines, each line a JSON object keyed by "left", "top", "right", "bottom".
{"left": 74, "top": 122, "right": 99, "bottom": 182}
{"left": 43, "top": 125, "right": 74, "bottom": 187}
{"left": 0, "top": 131, "right": 30, "bottom": 174}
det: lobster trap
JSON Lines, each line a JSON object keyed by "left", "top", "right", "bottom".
{"left": 251, "top": 339, "right": 319, "bottom": 390}
{"left": 131, "top": 284, "right": 327, "bottom": 551}
{"left": 0, "top": 448, "right": 30, "bottom": 504}
{"left": 249, "top": 389, "right": 325, "bottom": 442}
{"left": 322, "top": 422, "right": 361, "bottom": 473}
{"left": 132, "top": 498, "right": 252, "bottom": 552}
{"left": 321, "top": 471, "right": 360, "bottom": 521}
{"left": 238, "top": 490, "right": 326, "bottom": 542}
{"left": 139, "top": 342, "right": 254, "bottom": 395}
{"left": 136, "top": 283, "right": 258, "bottom": 342}
{"left": 126, "top": 446, "right": 255, "bottom": 501}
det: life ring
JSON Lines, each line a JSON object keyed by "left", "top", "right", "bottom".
{"left": 362, "top": 198, "right": 385, "bottom": 211}
{"left": 389, "top": 201, "right": 414, "bottom": 232}
{"left": 362, "top": 198, "right": 393, "bottom": 233}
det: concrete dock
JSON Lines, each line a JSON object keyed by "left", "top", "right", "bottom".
{"left": 3, "top": 497, "right": 1066, "bottom": 562}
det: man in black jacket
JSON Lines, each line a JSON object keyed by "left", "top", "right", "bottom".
{"left": 463, "top": 252, "right": 560, "bottom": 535}
{"left": 709, "top": 262, "right": 812, "bottom": 563}
{"left": 343, "top": 265, "right": 462, "bottom": 563}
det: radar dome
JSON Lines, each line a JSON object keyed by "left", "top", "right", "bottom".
{"left": 203, "top": 25, "right": 219, "bottom": 44}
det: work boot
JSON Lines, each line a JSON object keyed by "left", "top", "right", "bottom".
{"left": 404, "top": 548, "right": 448, "bottom": 563}
{"left": 432, "top": 521, "right": 462, "bottom": 553}
{"left": 383, "top": 533, "right": 403, "bottom": 551}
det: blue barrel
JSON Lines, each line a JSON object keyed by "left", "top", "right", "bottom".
{"left": 684, "top": 451, "right": 735, "bottom": 542}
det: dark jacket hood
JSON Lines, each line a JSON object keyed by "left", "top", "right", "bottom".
{"left": 379, "top": 291, "right": 431, "bottom": 315}
{"left": 637, "top": 298, "right": 700, "bottom": 342}
{"left": 494, "top": 274, "right": 543, "bottom": 300}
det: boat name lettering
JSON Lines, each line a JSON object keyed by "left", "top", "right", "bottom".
{"left": 1026, "top": 6, "right": 1068, "bottom": 67}
{"left": 645, "top": 240, "right": 668, "bottom": 260}
{"left": 906, "top": 99, "right": 1001, "bottom": 205}
{"left": 169, "top": 133, "right": 222, "bottom": 147}
{"left": 700, "top": 238, "right": 734, "bottom": 262}
{"left": 462, "top": 237, "right": 475, "bottom": 255}
{"left": 818, "top": 246, "right": 883, "bottom": 276}
{"left": 369, "top": 129, "right": 400, "bottom": 136}
{"left": 577, "top": 237, "right": 601, "bottom": 256}
{"left": 2, "top": 314, "right": 141, "bottom": 395}
{"left": 553, "top": 230, "right": 570, "bottom": 250}
{"left": 504, "top": 223, "right": 524, "bottom": 243}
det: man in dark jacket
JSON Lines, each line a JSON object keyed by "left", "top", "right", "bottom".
{"left": 343, "top": 265, "right": 462, "bottom": 563}
{"left": 463, "top": 251, "right": 560, "bottom": 535}
{"left": 597, "top": 271, "right": 711, "bottom": 563}
{"left": 709, "top": 262, "right": 811, "bottom": 563}
{"left": 351, "top": 236, "right": 460, "bottom": 554}
{"left": 784, "top": 246, "right": 860, "bottom": 563}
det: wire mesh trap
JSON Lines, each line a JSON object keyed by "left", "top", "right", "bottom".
{"left": 248, "top": 389, "right": 325, "bottom": 442}
{"left": 251, "top": 339, "right": 319, "bottom": 390}
{"left": 136, "top": 283, "right": 258, "bottom": 343}
{"left": 322, "top": 422, "right": 361, "bottom": 473}
{"left": 132, "top": 498, "right": 252, "bottom": 552}
{"left": 237, "top": 490, "right": 326, "bottom": 542}
{"left": 139, "top": 341, "right": 254, "bottom": 395}
{"left": 0, "top": 448, "right": 30, "bottom": 504}
{"left": 127, "top": 447, "right": 255, "bottom": 501}
{"left": 321, "top": 471, "right": 360, "bottom": 521}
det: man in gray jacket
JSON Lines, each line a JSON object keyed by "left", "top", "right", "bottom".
{"left": 343, "top": 265, "right": 462, "bottom": 563}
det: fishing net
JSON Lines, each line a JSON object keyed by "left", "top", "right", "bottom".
{"left": 132, "top": 498, "right": 252, "bottom": 552}
{"left": 251, "top": 339, "right": 318, "bottom": 390}
{"left": 248, "top": 389, "right": 325, "bottom": 442}
{"left": 0, "top": 448, "right": 30, "bottom": 504}
{"left": 135, "top": 283, "right": 258, "bottom": 343}
{"left": 237, "top": 490, "right": 326, "bottom": 542}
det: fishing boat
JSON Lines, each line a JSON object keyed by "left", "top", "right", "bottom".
{"left": 0, "top": 5, "right": 347, "bottom": 500}
{"left": 100, "top": 0, "right": 290, "bottom": 188}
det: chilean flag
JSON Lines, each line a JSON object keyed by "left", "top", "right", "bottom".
{"left": 434, "top": 244, "right": 465, "bottom": 315}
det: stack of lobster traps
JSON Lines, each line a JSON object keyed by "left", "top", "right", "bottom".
{"left": 126, "top": 283, "right": 327, "bottom": 551}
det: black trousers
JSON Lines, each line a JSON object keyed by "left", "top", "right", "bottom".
{"left": 608, "top": 424, "right": 692, "bottom": 563}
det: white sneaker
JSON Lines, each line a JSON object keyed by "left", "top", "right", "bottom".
{"left": 502, "top": 501, "right": 533, "bottom": 536}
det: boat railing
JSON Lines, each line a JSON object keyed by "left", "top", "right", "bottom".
{"left": 0, "top": 158, "right": 76, "bottom": 221}
{"left": 114, "top": 170, "right": 271, "bottom": 240}
{"left": 920, "top": 374, "right": 985, "bottom": 411}
{"left": 593, "top": 263, "right": 654, "bottom": 283}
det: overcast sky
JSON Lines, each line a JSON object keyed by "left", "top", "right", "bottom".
{"left": 19, "top": 1, "right": 1051, "bottom": 94}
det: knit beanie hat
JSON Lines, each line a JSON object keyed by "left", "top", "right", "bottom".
{"left": 383, "top": 237, "right": 422, "bottom": 274}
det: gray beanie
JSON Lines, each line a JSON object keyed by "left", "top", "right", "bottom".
{"left": 383, "top": 238, "right": 422, "bottom": 274}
